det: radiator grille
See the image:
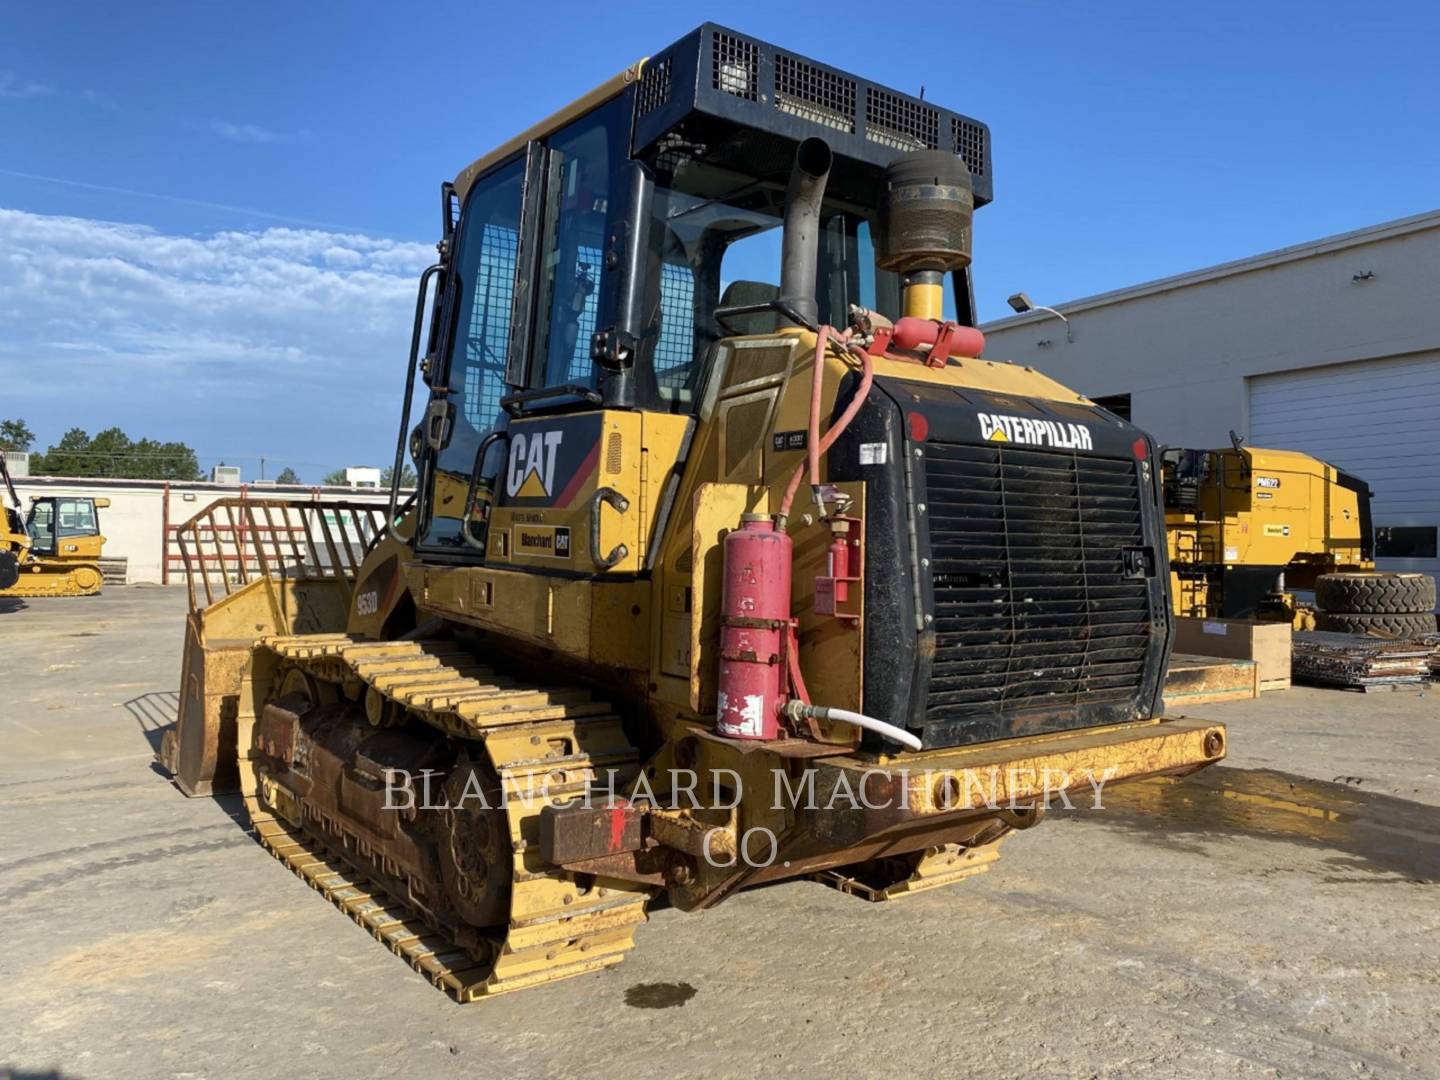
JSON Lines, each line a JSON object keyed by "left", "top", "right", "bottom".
{"left": 924, "top": 444, "right": 1150, "bottom": 720}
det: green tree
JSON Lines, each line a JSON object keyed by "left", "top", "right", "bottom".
{"left": 132, "top": 438, "right": 203, "bottom": 481}
{"left": 382, "top": 463, "right": 417, "bottom": 488}
{"left": 33, "top": 427, "right": 204, "bottom": 480}
{"left": 322, "top": 468, "right": 350, "bottom": 486}
{"left": 34, "top": 427, "right": 96, "bottom": 476}
{"left": 89, "top": 427, "right": 135, "bottom": 476}
{"left": 0, "top": 418, "right": 35, "bottom": 453}
{"left": 275, "top": 467, "right": 302, "bottom": 484}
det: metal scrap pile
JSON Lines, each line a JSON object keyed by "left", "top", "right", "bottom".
{"left": 1292, "top": 630, "right": 1434, "bottom": 689}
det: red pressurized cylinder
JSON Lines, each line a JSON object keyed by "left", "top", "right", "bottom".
{"left": 716, "top": 515, "right": 791, "bottom": 740}
{"left": 892, "top": 317, "right": 986, "bottom": 359}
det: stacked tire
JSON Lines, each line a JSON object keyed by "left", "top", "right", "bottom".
{"left": 1314, "top": 573, "right": 1438, "bottom": 638}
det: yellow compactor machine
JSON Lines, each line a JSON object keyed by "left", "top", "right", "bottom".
{"left": 161, "top": 25, "right": 1226, "bottom": 1000}
{"left": 0, "top": 455, "right": 108, "bottom": 598}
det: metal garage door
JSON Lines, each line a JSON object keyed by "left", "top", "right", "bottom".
{"left": 1249, "top": 353, "right": 1440, "bottom": 607}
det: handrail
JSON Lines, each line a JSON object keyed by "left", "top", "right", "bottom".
{"left": 462, "top": 432, "right": 510, "bottom": 550}
{"left": 500, "top": 384, "right": 602, "bottom": 417}
{"left": 389, "top": 263, "right": 444, "bottom": 524}
{"left": 366, "top": 489, "right": 417, "bottom": 557}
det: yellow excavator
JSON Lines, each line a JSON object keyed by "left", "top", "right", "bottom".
{"left": 161, "top": 25, "right": 1225, "bottom": 1001}
{"left": 0, "top": 455, "right": 108, "bottom": 598}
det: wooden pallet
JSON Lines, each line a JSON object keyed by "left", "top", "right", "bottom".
{"left": 1163, "top": 653, "right": 1259, "bottom": 709}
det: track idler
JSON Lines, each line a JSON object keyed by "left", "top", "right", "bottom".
{"left": 437, "top": 754, "right": 513, "bottom": 930}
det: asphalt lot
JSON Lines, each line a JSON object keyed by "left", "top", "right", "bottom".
{"left": 2, "top": 587, "right": 1438, "bottom": 1079}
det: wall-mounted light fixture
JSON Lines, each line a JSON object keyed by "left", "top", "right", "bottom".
{"left": 1007, "top": 291, "right": 1074, "bottom": 343}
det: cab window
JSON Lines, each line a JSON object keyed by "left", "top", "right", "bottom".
{"left": 528, "top": 99, "right": 628, "bottom": 392}
{"left": 635, "top": 163, "right": 897, "bottom": 412}
{"left": 28, "top": 501, "right": 54, "bottom": 553}
{"left": 418, "top": 156, "right": 525, "bottom": 551}
{"left": 450, "top": 159, "right": 525, "bottom": 438}
{"left": 653, "top": 261, "right": 697, "bottom": 402}
{"left": 58, "top": 499, "right": 97, "bottom": 537}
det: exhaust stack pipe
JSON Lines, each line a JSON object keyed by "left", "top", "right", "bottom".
{"left": 778, "top": 137, "right": 833, "bottom": 326}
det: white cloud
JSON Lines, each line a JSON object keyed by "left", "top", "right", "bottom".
{"left": 210, "top": 119, "right": 306, "bottom": 144}
{"left": 0, "top": 208, "right": 437, "bottom": 473}
{"left": 0, "top": 72, "right": 55, "bottom": 99}
{"left": 81, "top": 88, "right": 119, "bottom": 111}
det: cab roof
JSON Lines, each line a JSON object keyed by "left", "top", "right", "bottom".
{"left": 454, "top": 25, "right": 991, "bottom": 209}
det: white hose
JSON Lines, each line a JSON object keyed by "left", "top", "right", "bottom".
{"left": 798, "top": 704, "right": 923, "bottom": 751}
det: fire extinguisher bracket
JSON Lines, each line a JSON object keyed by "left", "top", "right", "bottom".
{"left": 814, "top": 514, "right": 863, "bottom": 623}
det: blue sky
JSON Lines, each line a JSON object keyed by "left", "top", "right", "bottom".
{"left": 3, "top": 1, "right": 1438, "bottom": 481}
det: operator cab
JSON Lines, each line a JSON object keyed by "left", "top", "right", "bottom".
{"left": 27, "top": 496, "right": 105, "bottom": 557}
{"left": 403, "top": 24, "right": 991, "bottom": 556}
{"left": 1161, "top": 448, "right": 1213, "bottom": 512}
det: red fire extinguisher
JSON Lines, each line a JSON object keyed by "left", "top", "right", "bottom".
{"left": 716, "top": 515, "right": 791, "bottom": 740}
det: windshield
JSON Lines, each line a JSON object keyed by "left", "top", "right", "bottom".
{"left": 635, "top": 158, "right": 898, "bottom": 413}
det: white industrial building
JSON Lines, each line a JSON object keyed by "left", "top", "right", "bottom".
{"left": 982, "top": 209, "right": 1440, "bottom": 596}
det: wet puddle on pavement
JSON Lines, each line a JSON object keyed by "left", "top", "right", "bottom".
{"left": 1065, "top": 767, "right": 1440, "bottom": 883}
{"left": 625, "top": 981, "right": 698, "bottom": 1009}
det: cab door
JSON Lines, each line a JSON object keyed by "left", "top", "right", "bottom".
{"left": 416, "top": 96, "right": 647, "bottom": 571}
{"left": 413, "top": 155, "right": 528, "bottom": 555}
{"left": 415, "top": 94, "right": 689, "bottom": 576}
{"left": 481, "top": 99, "right": 648, "bottom": 575}
{"left": 27, "top": 499, "right": 56, "bottom": 556}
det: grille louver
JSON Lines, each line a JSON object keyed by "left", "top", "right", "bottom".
{"left": 775, "top": 54, "right": 856, "bottom": 133}
{"left": 924, "top": 444, "right": 1151, "bottom": 720}
{"left": 712, "top": 30, "right": 758, "bottom": 101}
{"left": 952, "top": 117, "right": 987, "bottom": 176}
{"left": 638, "top": 56, "right": 672, "bottom": 116}
{"left": 865, "top": 87, "right": 939, "bottom": 150}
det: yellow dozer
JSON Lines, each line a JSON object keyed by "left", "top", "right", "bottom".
{"left": 0, "top": 456, "right": 108, "bottom": 598}
{"left": 160, "top": 25, "right": 1225, "bottom": 1001}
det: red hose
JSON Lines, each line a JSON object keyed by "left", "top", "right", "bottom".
{"left": 806, "top": 326, "right": 829, "bottom": 489}
{"left": 778, "top": 328, "right": 874, "bottom": 523}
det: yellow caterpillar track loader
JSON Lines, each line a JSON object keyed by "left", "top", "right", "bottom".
{"left": 0, "top": 456, "right": 108, "bottom": 598}
{"left": 161, "top": 24, "right": 1225, "bottom": 1001}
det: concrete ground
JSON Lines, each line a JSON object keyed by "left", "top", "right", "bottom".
{"left": 2, "top": 588, "right": 1438, "bottom": 1080}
